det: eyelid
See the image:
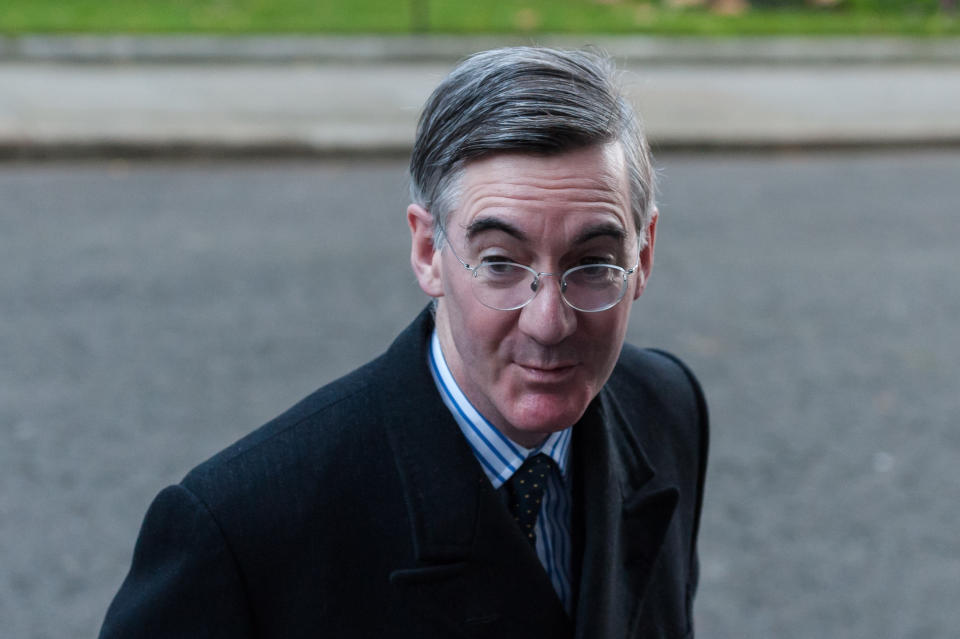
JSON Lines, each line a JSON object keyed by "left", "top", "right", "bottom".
{"left": 580, "top": 254, "right": 615, "bottom": 264}
{"left": 473, "top": 240, "right": 624, "bottom": 267}
{"left": 477, "top": 253, "right": 618, "bottom": 268}
{"left": 479, "top": 253, "right": 517, "bottom": 264}
{"left": 568, "top": 248, "right": 620, "bottom": 269}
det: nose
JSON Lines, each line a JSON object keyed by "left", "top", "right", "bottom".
{"left": 518, "top": 273, "right": 577, "bottom": 345}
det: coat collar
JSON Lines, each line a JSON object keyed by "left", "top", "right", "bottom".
{"left": 380, "top": 308, "right": 569, "bottom": 636}
{"left": 572, "top": 388, "right": 680, "bottom": 639}
{"left": 380, "top": 307, "right": 678, "bottom": 637}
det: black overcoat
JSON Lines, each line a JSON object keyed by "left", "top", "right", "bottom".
{"left": 100, "top": 307, "right": 708, "bottom": 638}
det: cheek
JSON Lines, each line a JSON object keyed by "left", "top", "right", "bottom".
{"left": 446, "top": 297, "right": 514, "bottom": 368}
{"left": 462, "top": 312, "right": 514, "bottom": 361}
{"left": 582, "top": 311, "right": 631, "bottom": 364}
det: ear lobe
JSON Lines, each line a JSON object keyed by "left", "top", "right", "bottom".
{"left": 633, "top": 207, "right": 658, "bottom": 300}
{"left": 407, "top": 203, "right": 444, "bottom": 298}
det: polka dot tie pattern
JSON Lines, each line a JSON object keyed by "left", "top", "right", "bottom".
{"left": 506, "top": 453, "right": 555, "bottom": 548}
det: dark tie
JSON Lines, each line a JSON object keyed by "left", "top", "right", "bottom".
{"left": 506, "top": 453, "right": 554, "bottom": 548}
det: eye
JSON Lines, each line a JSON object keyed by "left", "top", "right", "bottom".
{"left": 483, "top": 261, "right": 521, "bottom": 277}
{"left": 578, "top": 264, "right": 613, "bottom": 280}
{"left": 480, "top": 255, "right": 516, "bottom": 265}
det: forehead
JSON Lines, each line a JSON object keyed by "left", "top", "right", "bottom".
{"left": 451, "top": 143, "right": 632, "bottom": 240}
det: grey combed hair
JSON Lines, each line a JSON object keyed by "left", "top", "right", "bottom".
{"left": 409, "top": 46, "right": 656, "bottom": 248}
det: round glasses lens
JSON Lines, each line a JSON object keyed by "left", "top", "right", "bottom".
{"left": 473, "top": 263, "right": 536, "bottom": 310}
{"left": 562, "top": 265, "right": 626, "bottom": 312}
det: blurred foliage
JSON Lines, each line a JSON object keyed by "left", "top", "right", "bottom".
{"left": 742, "top": 0, "right": 941, "bottom": 7}
{"left": 0, "top": 0, "right": 957, "bottom": 35}
{"left": 841, "top": 0, "right": 939, "bottom": 9}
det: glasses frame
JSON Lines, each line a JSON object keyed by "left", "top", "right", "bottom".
{"left": 438, "top": 225, "right": 642, "bottom": 313}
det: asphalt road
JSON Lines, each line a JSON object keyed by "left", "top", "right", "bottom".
{"left": 2, "top": 151, "right": 958, "bottom": 638}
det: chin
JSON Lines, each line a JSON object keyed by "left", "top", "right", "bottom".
{"left": 508, "top": 392, "right": 592, "bottom": 435}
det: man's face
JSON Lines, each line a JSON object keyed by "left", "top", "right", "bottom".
{"left": 410, "top": 143, "right": 656, "bottom": 447}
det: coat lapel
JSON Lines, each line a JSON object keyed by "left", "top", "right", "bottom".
{"left": 380, "top": 309, "right": 571, "bottom": 638}
{"left": 573, "top": 390, "right": 679, "bottom": 639}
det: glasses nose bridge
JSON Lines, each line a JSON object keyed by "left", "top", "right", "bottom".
{"left": 528, "top": 269, "right": 569, "bottom": 305}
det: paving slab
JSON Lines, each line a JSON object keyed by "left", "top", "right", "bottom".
{"left": 3, "top": 34, "right": 960, "bottom": 65}
{"left": 1, "top": 36, "right": 959, "bottom": 156}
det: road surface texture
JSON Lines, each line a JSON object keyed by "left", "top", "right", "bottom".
{"left": 2, "top": 150, "right": 958, "bottom": 638}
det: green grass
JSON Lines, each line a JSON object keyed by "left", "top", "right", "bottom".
{"left": 1, "top": 0, "right": 958, "bottom": 36}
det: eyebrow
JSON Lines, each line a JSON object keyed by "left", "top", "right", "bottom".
{"left": 465, "top": 217, "right": 528, "bottom": 241}
{"left": 573, "top": 223, "right": 627, "bottom": 245}
{"left": 465, "top": 218, "right": 627, "bottom": 247}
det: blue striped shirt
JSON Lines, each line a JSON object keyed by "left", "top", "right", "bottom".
{"left": 427, "top": 330, "right": 573, "bottom": 613}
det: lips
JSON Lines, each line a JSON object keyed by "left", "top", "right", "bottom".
{"left": 514, "top": 362, "right": 578, "bottom": 383}
{"left": 518, "top": 363, "right": 576, "bottom": 371}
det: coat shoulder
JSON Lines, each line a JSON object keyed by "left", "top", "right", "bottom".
{"left": 186, "top": 354, "right": 387, "bottom": 486}
{"left": 177, "top": 309, "right": 436, "bottom": 523}
{"left": 611, "top": 345, "right": 709, "bottom": 442}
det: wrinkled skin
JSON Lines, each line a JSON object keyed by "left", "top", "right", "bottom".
{"left": 408, "top": 143, "right": 657, "bottom": 447}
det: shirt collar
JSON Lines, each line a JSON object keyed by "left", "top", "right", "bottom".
{"left": 428, "top": 329, "right": 571, "bottom": 489}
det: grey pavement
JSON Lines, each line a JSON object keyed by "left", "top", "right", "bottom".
{"left": 5, "top": 34, "right": 960, "bottom": 64}
{"left": 1, "top": 35, "right": 960, "bottom": 156}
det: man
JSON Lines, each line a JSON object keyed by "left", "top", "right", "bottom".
{"left": 100, "top": 47, "right": 708, "bottom": 638}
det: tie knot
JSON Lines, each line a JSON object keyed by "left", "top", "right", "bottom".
{"left": 506, "top": 453, "right": 555, "bottom": 547}
{"left": 523, "top": 452, "right": 554, "bottom": 477}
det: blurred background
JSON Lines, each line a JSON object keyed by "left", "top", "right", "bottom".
{"left": 2, "top": 2, "right": 959, "bottom": 638}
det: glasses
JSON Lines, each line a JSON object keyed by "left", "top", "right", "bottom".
{"left": 439, "top": 227, "right": 641, "bottom": 313}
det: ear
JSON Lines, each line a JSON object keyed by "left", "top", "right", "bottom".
{"left": 633, "top": 206, "right": 658, "bottom": 300}
{"left": 407, "top": 203, "right": 444, "bottom": 298}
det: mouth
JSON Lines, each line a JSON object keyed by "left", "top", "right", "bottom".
{"left": 515, "top": 362, "right": 578, "bottom": 382}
